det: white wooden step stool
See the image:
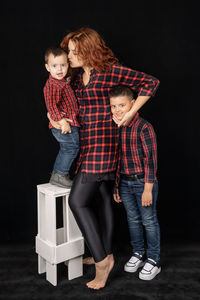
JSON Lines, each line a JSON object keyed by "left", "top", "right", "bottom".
{"left": 35, "top": 183, "right": 84, "bottom": 286}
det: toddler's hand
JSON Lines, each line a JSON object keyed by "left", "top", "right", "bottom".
{"left": 47, "top": 112, "right": 61, "bottom": 129}
{"left": 59, "top": 119, "right": 71, "bottom": 134}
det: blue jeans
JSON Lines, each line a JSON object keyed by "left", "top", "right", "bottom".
{"left": 119, "top": 178, "right": 160, "bottom": 261}
{"left": 51, "top": 127, "right": 79, "bottom": 175}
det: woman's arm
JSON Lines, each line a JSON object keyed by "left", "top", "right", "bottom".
{"left": 112, "top": 65, "right": 160, "bottom": 126}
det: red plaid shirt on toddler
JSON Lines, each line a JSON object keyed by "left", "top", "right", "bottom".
{"left": 43, "top": 75, "right": 79, "bottom": 128}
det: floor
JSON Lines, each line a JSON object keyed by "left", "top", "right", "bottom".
{"left": 0, "top": 242, "right": 200, "bottom": 300}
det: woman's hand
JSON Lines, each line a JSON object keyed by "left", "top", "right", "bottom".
{"left": 113, "top": 110, "right": 134, "bottom": 127}
{"left": 113, "top": 95, "right": 151, "bottom": 127}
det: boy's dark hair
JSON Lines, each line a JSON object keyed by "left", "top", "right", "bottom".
{"left": 44, "top": 47, "right": 68, "bottom": 64}
{"left": 108, "top": 85, "right": 134, "bottom": 100}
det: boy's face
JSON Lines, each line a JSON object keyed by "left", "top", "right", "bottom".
{"left": 45, "top": 53, "right": 68, "bottom": 80}
{"left": 110, "top": 95, "right": 134, "bottom": 121}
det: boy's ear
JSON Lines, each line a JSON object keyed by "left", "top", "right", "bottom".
{"left": 45, "top": 64, "right": 50, "bottom": 72}
{"left": 131, "top": 99, "right": 135, "bottom": 106}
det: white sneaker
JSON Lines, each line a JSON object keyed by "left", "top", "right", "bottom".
{"left": 124, "top": 252, "right": 144, "bottom": 273}
{"left": 139, "top": 258, "right": 161, "bottom": 280}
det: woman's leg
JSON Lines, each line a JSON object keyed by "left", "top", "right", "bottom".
{"left": 83, "top": 181, "right": 114, "bottom": 264}
{"left": 69, "top": 171, "right": 107, "bottom": 262}
{"left": 96, "top": 181, "right": 114, "bottom": 255}
{"left": 68, "top": 172, "right": 114, "bottom": 289}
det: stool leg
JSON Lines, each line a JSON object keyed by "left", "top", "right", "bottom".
{"left": 65, "top": 194, "right": 83, "bottom": 279}
{"left": 46, "top": 262, "right": 57, "bottom": 286}
{"left": 68, "top": 256, "right": 83, "bottom": 280}
{"left": 45, "top": 195, "right": 57, "bottom": 244}
{"left": 45, "top": 194, "right": 57, "bottom": 285}
{"left": 37, "top": 190, "right": 47, "bottom": 274}
{"left": 38, "top": 255, "right": 46, "bottom": 274}
{"left": 63, "top": 196, "right": 68, "bottom": 267}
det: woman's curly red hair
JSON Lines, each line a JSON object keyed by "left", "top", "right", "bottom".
{"left": 60, "top": 28, "right": 119, "bottom": 72}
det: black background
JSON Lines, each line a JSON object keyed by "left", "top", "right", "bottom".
{"left": 1, "top": 0, "right": 199, "bottom": 246}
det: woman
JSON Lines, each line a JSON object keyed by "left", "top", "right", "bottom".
{"left": 49, "top": 27, "right": 160, "bottom": 289}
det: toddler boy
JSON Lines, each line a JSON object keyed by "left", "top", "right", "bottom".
{"left": 43, "top": 47, "right": 79, "bottom": 188}
{"left": 109, "top": 85, "right": 161, "bottom": 280}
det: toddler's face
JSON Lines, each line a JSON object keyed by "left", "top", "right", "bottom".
{"left": 45, "top": 53, "right": 68, "bottom": 80}
{"left": 110, "top": 96, "right": 134, "bottom": 121}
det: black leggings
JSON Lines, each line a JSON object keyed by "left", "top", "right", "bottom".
{"left": 68, "top": 171, "right": 114, "bottom": 262}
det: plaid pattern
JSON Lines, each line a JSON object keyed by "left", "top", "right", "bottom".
{"left": 116, "top": 112, "right": 157, "bottom": 185}
{"left": 43, "top": 75, "right": 79, "bottom": 128}
{"left": 71, "top": 64, "right": 160, "bottom": 173}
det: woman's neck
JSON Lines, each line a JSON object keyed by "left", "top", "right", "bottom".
{"left": 82, "top": 66, "right": 93, "bottom": 86}
{"left": 83, "top": 66, "right": 93, "bottom": 75}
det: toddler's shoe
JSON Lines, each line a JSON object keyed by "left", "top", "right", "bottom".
{"left": 49, "top": 173, "right": 72, "bottom": 188}
{"left": 124, "top": 252, "right": 144, "bottom": 273}
{"left": 139, "top": 258, "right": 161, "bottom": 280}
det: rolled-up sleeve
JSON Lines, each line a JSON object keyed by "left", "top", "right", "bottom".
{"left": 113, "top": 65, "right": 160, "bottom": 97}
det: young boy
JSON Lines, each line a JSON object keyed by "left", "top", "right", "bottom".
{"left": 43, "top": 47, "right": 79, "bottom": 188}
{"left": 109, "top": 85, "right": 161, "bottom": 280}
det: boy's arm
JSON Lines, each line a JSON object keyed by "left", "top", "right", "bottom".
{"left": 44, "top": 85, "right": 65, "bottom": 122}
{"left": 47, "top": 112, "right": 61, "bottom": 129}
{"left": 47, "top": 112, "right": 73, "bottom": 130}
{"left": 140, "top": 124, "right": 157, "bottom": 206}
{"left": 141, "top": 124, "right": 157, "bottom": 184}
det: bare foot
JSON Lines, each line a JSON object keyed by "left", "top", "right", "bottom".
{"left": 86, "top": 254, "right": 114, "bottom": 290}
{"left": 83, "top": 257, "right": 95, "bottom": 264}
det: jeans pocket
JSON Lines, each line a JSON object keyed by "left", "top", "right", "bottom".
{"left": 136, "top": 178, "right": 145, "bottom": 185}
{"left": 51, "top": 128, "right": 61, "bottom": 140}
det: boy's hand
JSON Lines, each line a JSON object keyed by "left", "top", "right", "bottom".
{"left": 142, "top": 190, "right": 152, "bottom": 206}
{"left": 59, "top": 119, "right": 71, "bottom": 134}
{"left": 113, "top": 189, "right": 122, "bottom": 203}
{"left": 142, "top": 182, "right": 153, "bottom": 206}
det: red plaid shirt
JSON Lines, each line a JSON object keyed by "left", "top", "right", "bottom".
{"left": 71, "top": 64, "right": 160, "bottom": 174}
{"left": 116, "top": 112, "right": 157, "bottom": 186}
{"left": 43, "top": 75, "right": 79, "bottom": 128}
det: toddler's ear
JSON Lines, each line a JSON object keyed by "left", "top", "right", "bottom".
{"left": 45, "top": 64, "right": 50, "bottom": 72}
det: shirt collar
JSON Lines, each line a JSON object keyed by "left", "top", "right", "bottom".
{"left": 128, "top": 112, "right": 139, "bottom": 127}
{"left": 49, "top": 74, "right": 66, "bottom": 84}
